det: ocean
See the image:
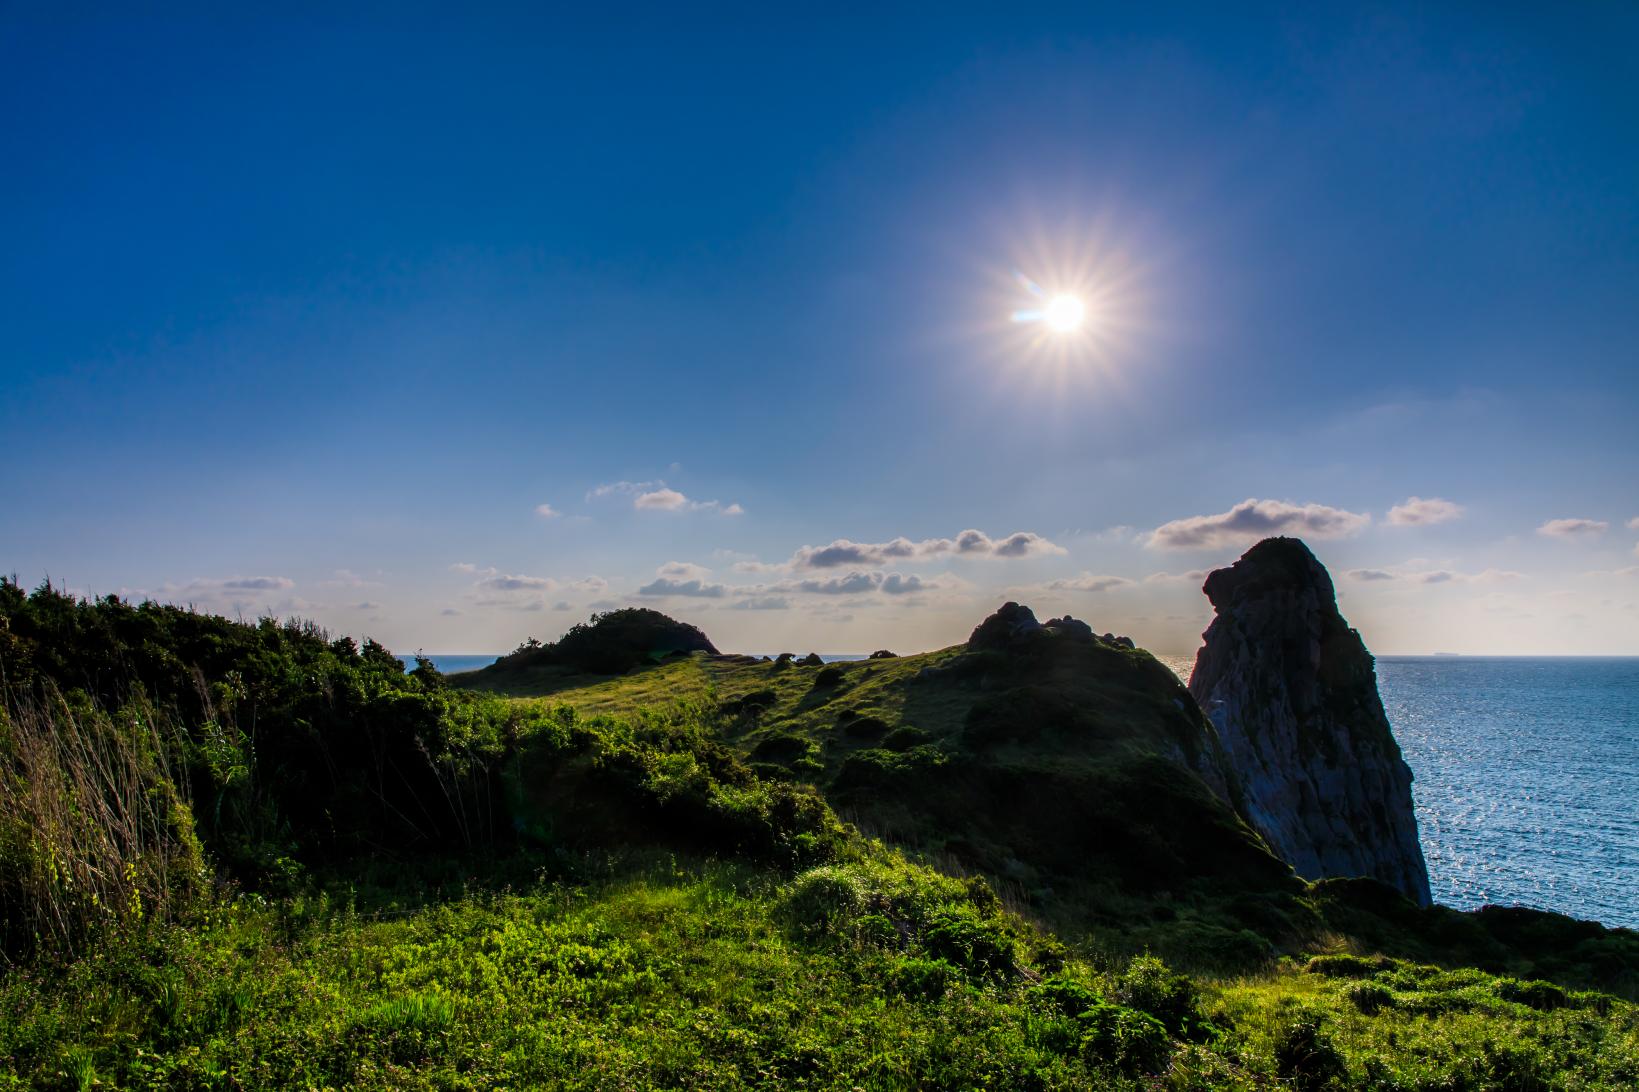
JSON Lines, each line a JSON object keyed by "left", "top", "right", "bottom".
{"left": 412, "top": 649, "right": 1638, "bottom": 928}
{"left": 1163, "top": 654, "right": 1639, "bottom": 929}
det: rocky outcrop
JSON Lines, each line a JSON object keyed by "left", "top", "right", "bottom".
{"left": 1188, "top": 538, "right": 1431, "bottom": 904}
{"left": 967, "top": 602, "right": 1133, "bottom": 652}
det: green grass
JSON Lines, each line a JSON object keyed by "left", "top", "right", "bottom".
{"left": 3, "top": 852, "right": 1634, "bottom": 1089}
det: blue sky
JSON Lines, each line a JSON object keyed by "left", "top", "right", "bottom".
{"left": 3, "top": 4, "right": 1637, "bottom": 655}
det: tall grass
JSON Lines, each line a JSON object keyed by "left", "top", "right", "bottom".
{"left": 0, "top": 688, "right": 206, "bottom": 958}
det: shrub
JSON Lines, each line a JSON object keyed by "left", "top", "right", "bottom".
{"left": 885, "top": 956, "right": 957, "bottom": 1000}
{"left": 1114, "top": 954, "right": 1207, "bottom": 1037}
{"left": 922, "top": 908, "right": 1015, "bottom": 978}
{"left": 840, "top": 715, "right": 889, "bottom": 740}
{"left": 1344, "top": 982, "right": 1396, "bottom": 1015}
{"left": 1077, "top": 1000, "right": 1171, "bottom": 1075}
{"left": 882, "top": 725, "right": 932, "bottom": 752}
{"left": 781, "top": 865, "right": 867, "bottom": 936}
{"left": 1495, "top": 977, "right": 1569, "bottom": 1011}
{"left": 1273, "top": 1017, "right": 1346, "bottom": 1091}
{"left": 813, "top": 667, "right": 843, "bottom": 688}
{"left": 1303, "top": 953, "right": 1382, "bottom": 979}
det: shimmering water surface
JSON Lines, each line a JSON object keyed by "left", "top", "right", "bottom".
{"left": 1165, "top": 654, "right": 1639, "bottom": 928}
{"left": 1377, "top": 657, "right": 1639, "bottom": 929}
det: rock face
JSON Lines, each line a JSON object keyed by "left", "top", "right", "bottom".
{"left": 1188, "top": 537, "right": 1432, "bottom": 905}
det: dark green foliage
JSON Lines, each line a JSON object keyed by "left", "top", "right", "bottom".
{"left": 838, "top": 712, "right": 888, "bottom": 739}
{"left": 1304, "top": 953, "right": 1385, "bottom": 978}
{"left": 922, "top": 908, "right": 1017, "bottom": 978}
{"left": 1273, "top": 1016, "right": 1347, "bottom": 1091}
{"left": 748, "top": 732, "right": 810, "bottom": 764}
{"left": 881, "top": 724, "right": 931, "bottom": 752}
{"left": 1114, "top": 954, "right": 1210, "bottom": 1038}
{"left": 1496, "top": 976, "right": 1570, "bottom": 1011}
{"left": 884, "top": 956, "right": 957, "bottom": 999}
{"left": 812, "top": 665, "right": 843, "bottom": 688}
{"left": 0, "top": 580, "right": 509, "bottom": 893}
{"left": 486, "top": 608, "right": 717, "bottom": 676}
{"left": 1075, "top": 1000, "right": 1171, "bottom": 1075}
{"left": 868, "top": 650, "right": 896, "bottom": 659}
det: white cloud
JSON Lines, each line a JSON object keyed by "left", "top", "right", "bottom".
{"left": 534, "top": 502, "right": 560, "bottom": 518}
{"left": 1387, "top": 496, "right": 1465, "bottom": 526}
{"left": 791, "top": 529, "right": 1064, "bottom": 570}
{"left": 732, "top": 558, "right": 789, "bottom": 574}
{"left": 324, "top": 569, "right": 381, "bottom": 588}
{"left": 221, "top": 576, "right": 295, "bottom": 591}
{"left": 1628, "top": 517, "right": 1639, "bottom": 531}
{"left": 591, "top": 479, "right": 744, "bottom": 515}
{"left": 1143, "top": 570, "right": 1209, "bottom": 584}
{"left": 440, "top": 607, "right": 463, "bottom": 616}
{"left": 353, "top": 600, "right": 382, "bottom": 610}
{"left": 568, "top": 575, "right": 609, "bottom": 594}
{"left": 1345, "top": 569, "right": 1397, "bottom": 582}
{"left": 657, "top": 561, "right": 711, "bottom": 581}
{"left": 637, "top": 577, "right": 728, "bottom": 598}
{"left": 1045, "top": 573, "right": 1133, "bottom": 593}
{"left": 477, "top": 573, "right": 557, "bottom": 592}
{"left": 1344, "top": 566, "right": 1523, "bottom": 585}
{"left": 635, "top": 488, "right": 689, "bottom": 511}
{"left": 1147, "top": 499, "right": 1371, "bottom": 549}
{"left": 1537, "top": 518, "right": 1609, "bottom": 539}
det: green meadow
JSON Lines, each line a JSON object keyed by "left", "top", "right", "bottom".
{"left": 2, "top": 587, "right": 1636, "bottom": 1089}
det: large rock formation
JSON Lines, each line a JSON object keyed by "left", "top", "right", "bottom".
{"left": 1189, "top": 538, "right": 1431, "bottom": 904}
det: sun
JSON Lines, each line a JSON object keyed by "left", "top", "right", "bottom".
{"left": 1044, "top": 294, "right": 1086, "bottom": 332}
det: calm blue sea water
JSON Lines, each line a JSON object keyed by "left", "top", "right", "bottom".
{"left": 1377, "top": 657, "right": 1639, "bottom": 929}
{"left": 395, "top": 653, "right": 499, "bottom": 674}
{"left": 1162, "top": 654, "right": 1639, "bottom": 928}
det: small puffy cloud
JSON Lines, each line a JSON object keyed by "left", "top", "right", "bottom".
{"left": 222, "top": 576, "right": 295, "bottom": 591}
{"left": 552, "top": 600, "right": 572, "bottom": 611}
{"left": 791, "top": 529, "right": 1063, "bottom": 570}
{"left": 635, "top": 488, "right": 689, "bottom": 511}
{"left": 657, "top": 561, "right": 711, "bottom": 581}
{"left": 593, "top": 479, "right": 744, "bottom": 515}
{"left": 637, "top": 577, "right": 728, "bottom": 598}
{"left": 353, "top": 600, "right": 382, "bottom": 610}
{"left": 568, "top": 575, "right": 609, "bottom": 594}
{"left": 1537, "top": 518, "right": 1609, "bottom": 538}
{"left": 732, "top": 558, "right": 789, "bottom": 574}
{"left": 1148, "top": 499, "right": 1371, "bottom": 549}
{"left": 1387, "top": 496, "right": 1465, "bottom": 526}
{"left": 534, "top": 502, "right": 560, "bottom": 518}
{"left": 1345, "top": 569, "right": 1397, "bottom": 582}
{"left": 478, "top": 573, "right": 557, "bottom": 592}
{"left": 449, "top": 562, "right": 495, "bottom": 575}
{"left": 440, "top": 607, "right": 463, "bottom": 616}
{"left": 1629, "top": 517, "right": 1639, "bottom": 531}
{"left": 1045, "top": 573, "right": 1133, "bottom": 593}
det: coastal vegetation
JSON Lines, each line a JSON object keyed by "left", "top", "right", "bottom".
{"left": 2, "top": 578, "right": 1636, "bottom": 1088}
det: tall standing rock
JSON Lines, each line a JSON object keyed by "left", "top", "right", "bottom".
{"left": 1188, "top": 537, "right": 1432, "bottom": 905}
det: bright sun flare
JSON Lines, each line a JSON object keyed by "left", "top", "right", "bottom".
{"left": 1044, "top": 294, "right": 1085, "bottom": 332}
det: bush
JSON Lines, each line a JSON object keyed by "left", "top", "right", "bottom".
{"left": 882, "top": 725, "right": 932, "bottom": 752}
{"left": 1273, "top": 1017, "right": 1346, "bottom": 1091}
{"left": 1303, "top": 953, "right": 1383, "bottom": 979}
{"left": 781, "top": 866, "right": 867, "bottom": 936}
{"left": 1114, "top": 954, "right": 1208, "bottom": 1037}
{"left": 813, "top": 666, "right": 843, "bottom": 688}
{"left": 1344, "top": 982, "right": 1396, "bottom": 1015}
{"left": 1495, "top": 977, "right": 1569, "bottom": 1011}
{"left": 922, "top": 908, "right": 1015, "bottom": 978}
{"left": 885, "top": 957, "right": 957, "bottom": 1000}
{"left": 1077, "top": 1000, "right": 1171, "bottom": 1075}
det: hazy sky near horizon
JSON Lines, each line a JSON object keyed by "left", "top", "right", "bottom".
{"left": 3, "top": 4, "right": 1637, "bottom": 656}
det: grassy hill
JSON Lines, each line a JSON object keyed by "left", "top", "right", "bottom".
{"left": 3, "top": 587, "right": 1637, "bottom": 1088}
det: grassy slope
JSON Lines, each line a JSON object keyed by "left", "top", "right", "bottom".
{"left": 4, "top": 849, "right": 1635, "bottom": 1090}
{"left": 466, "top": 650, "right": 1639, "bottom": 994}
